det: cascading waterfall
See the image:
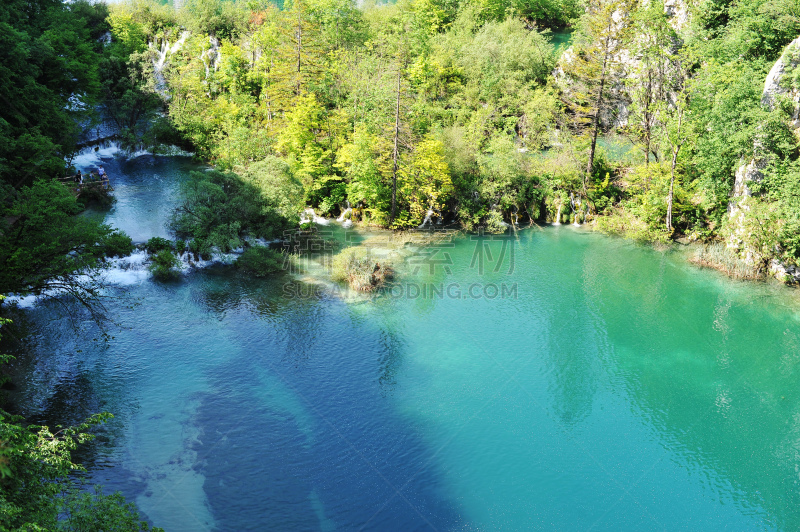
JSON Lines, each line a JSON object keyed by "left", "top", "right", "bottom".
{"left": 568, "top": 192, "right": 582, "bottom": 226}
{"left": 337, "top": 201, "right": 353, "bottom": 228}
{"left": 419, "top": 209, "right": 435, "bottom": 228}
{"left": 553, "top": 204, "right": 562, "bottom": 225}
{"left": 151, "top": 31, "right": 189, "bottom": 97}
{"left": 301, "top": 208, "right": 330, "bottom": 226}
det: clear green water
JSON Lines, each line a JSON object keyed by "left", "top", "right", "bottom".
{"left": 550, "top": 30, "right": 573, "bottom": 52}
{"left": 9, "top": 153, "right": 800, "bottom": 530}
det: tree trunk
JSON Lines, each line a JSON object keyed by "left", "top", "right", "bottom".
{"left": 667, "top": 112, "right": 684, "bottom": 232}
{"left": 295, "top": 14, "right": 302, "bottom": 96}
{"left": 586, "top": 35, "right": 612, "bottom": 193}
{"left": 390, "top": 69, "right": 401, "bottom": 223}
{"left": 667, "top": 147, "right": 677, "bottom": 232}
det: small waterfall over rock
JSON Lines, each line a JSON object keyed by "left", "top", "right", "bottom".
{"left": 301, "top": 208, "right": 330, "bottom": 226}
{"left": 419, "top": 209, "right": 435, "bottom": 228}
{"left": 151, "top": 31, "right": 189, "bottom": 98}
{"left": 553, "top": 204, "right": 562, "bottom": 225}
{"left": 337, "top": 202, "right": 353, "bottom": 227}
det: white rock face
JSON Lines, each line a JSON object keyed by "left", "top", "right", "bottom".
{"left": 553, "top": 0, "right": 688, "bottom": 130}
{"left": 728, "top": 35, "right": 800, "bottom": 280}
{"left": 761, "top": 36, "right": 800, "bottom": 118}
{"left": 731, "top": 36, "right": 800, "bottom": 210}
{"left": 663, "top": 0, "right": 689, "bottom": 31}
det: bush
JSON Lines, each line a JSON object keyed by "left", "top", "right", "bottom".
{"left": 102, "top": 231, "right": 134, "bottom": 258}
{"left": 149, "top": 249, "right": 180, "bottom": 281}
{"left": 330, "top": 247, "right": 393, "bottom": 291}
{"left": 175, "top": 239, "right": 186, "bottom": 255}
{"left": 59, "top": 487, "right": 164, "bottom": 531}
{"left": 235, "top": 247, "right": 286, "bottom": 277}
{"left": 595, "top": 207, "right": 671, "bottom": 244}
{"left": 171, "top": 170, "right": 298, "bottom": 253}
{"left": 145, "top": 237, "right": 174, "bottom": 254}
{"left": 484, "top": 210, "right": 508, "bottom": 234}
{"left": 77, "top": 183, "right": 114, "bottom": 208}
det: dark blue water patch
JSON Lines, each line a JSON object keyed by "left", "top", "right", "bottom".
{"left": 185, "top": 275, "right": 463, "bottom": 530}
{"left": 191, "top": 391, "right": 319, "bottom": 531}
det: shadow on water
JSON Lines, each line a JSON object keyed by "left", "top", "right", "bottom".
{"left": 185, "top": 273, "right": 463, "bottom": 530}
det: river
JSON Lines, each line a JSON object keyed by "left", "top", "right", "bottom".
{"left": 6, "top": 148, "right": 800, "bottom": 530}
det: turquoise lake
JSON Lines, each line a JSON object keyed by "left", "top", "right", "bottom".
{"left": 7, "top": 151, "right": 800, "bottom": 530}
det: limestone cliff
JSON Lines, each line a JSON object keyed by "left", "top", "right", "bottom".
{"left": 728, "top": 36, "right": 800, "bottom": 282}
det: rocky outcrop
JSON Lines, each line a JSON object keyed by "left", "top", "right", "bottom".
{"left": 761, "top": 36, "right": 800, "bottom": 123}
{"left": 663, "top": 0, "right": 689, "bottom": 31}
{"left": 728, "top": 36, "right": 800, "bottom": 281}
{"left": 770, "top": 259, "right": 800, "bottom": 284}
{"left": 553, "top": 0, "right": 688, "bottom": 130}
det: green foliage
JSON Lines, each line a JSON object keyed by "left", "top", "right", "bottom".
{"left": 0, "top": 181, "right": 123, "bottom": 305}
{"left": 59, "top": 486, "right": 164, "bottom": 531}
{"left": 179, "top": 0, "right": 250, "bottom": 40}
{"left": 104, "top": 231, "right": 136, "bottom": 258}
{"left": 171, "top": 169, "right": 297, "bottom": 251}
{"left": 236, "top": 246, "right": 286, "bottom": 277}
{"left": 235, "top": 156, "right": 304, "bottom": 219}
{"left": 0, "top": 0, "right": 106, "bottom": 186}
{"left": 149, "top": 249, "right": 180, "bottom": 280}
{"left": 145, "top": 236, "right": 174, "bottom": 253}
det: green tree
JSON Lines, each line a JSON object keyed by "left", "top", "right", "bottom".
{"left": 0, "top": 0, "right": 105, "bottom": 185}
{"left": 400, "top": 136, "right": 453, "bottom": 224}
{"left": 562, "top": 0, "right": 634, "bottom": 191}
{"left": 623, "top": 0, "right": 674, "bottom": 168}
{"left": 0, "top": 181, "right": 132, "bottom": 322}
{"left": 171, "top": 169, "right": 297, "bottom": 251}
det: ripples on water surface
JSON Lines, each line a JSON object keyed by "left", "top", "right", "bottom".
{"left": 7, "top": 152, "right": 800, "bottom": 530}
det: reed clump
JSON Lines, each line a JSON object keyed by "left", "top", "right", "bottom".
{"left": 330, "top": 247, "right": 393, "bottom": 291}
{"left": 689, "top": 243, "right": 765, "bottom": 280}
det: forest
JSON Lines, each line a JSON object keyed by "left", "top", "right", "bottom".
{"left": 1, "top": 0, "right": 800, "bottom": 527}
{"left": 97, "top": 0, "right": 800, "bottom": 268}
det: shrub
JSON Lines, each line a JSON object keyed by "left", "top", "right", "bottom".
{"left": 77, "top": 183, "right": 114, "bottom": 208}
{"left": 149, "top": 249, "right": 180, "bottom": 281}
{"left": 595, "top": 207, "right": 671, "bottom": 244}
{"left": 330, "top": 247, "right": 393, "bottom": 291}
{"left": 145, "top": 237, "right": 173, "bottom": 254}
{"left": 171, "top": 169, "right": 298, "bottom": 252}
{"left": 175, "top": 239, "right": 186, "bottom": 255}
{"left": 236, "top": 247, "right": 286, "bottom": 277}
{"left": 102, "top": 231, "right": 134, "bottom": 258}
{"left": 484, "top": 210, "right": 508, "bottom": 234}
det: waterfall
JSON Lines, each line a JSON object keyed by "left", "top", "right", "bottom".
{"left": 418, "top": 208, "right": 435, "bottom": 228}
{"left": 336, "top": 201, "right": 353, "bottom": 225}
{"left": 300, "top": 208, "right": 330, "bottom": 226}
{"left": 572, "top": 196, "right": 582, "bottom": 226}
{"left": 151, "top": 32, "right": 189, "bottom": 98}
{"left": 553, "top": 204, "right": 562, "bottom": 225}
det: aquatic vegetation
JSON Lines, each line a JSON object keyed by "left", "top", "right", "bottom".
{"left": 236, "top": 247, "right": 286, "bottom": 277}
{"left": 330, "top": 247, "right": 393, "bottom": 292}
{"left": 148, "top": 249, "right": 180, "bottom": 281}
{"left": 689, "top": 243, "right": 766, "bottom": 280}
